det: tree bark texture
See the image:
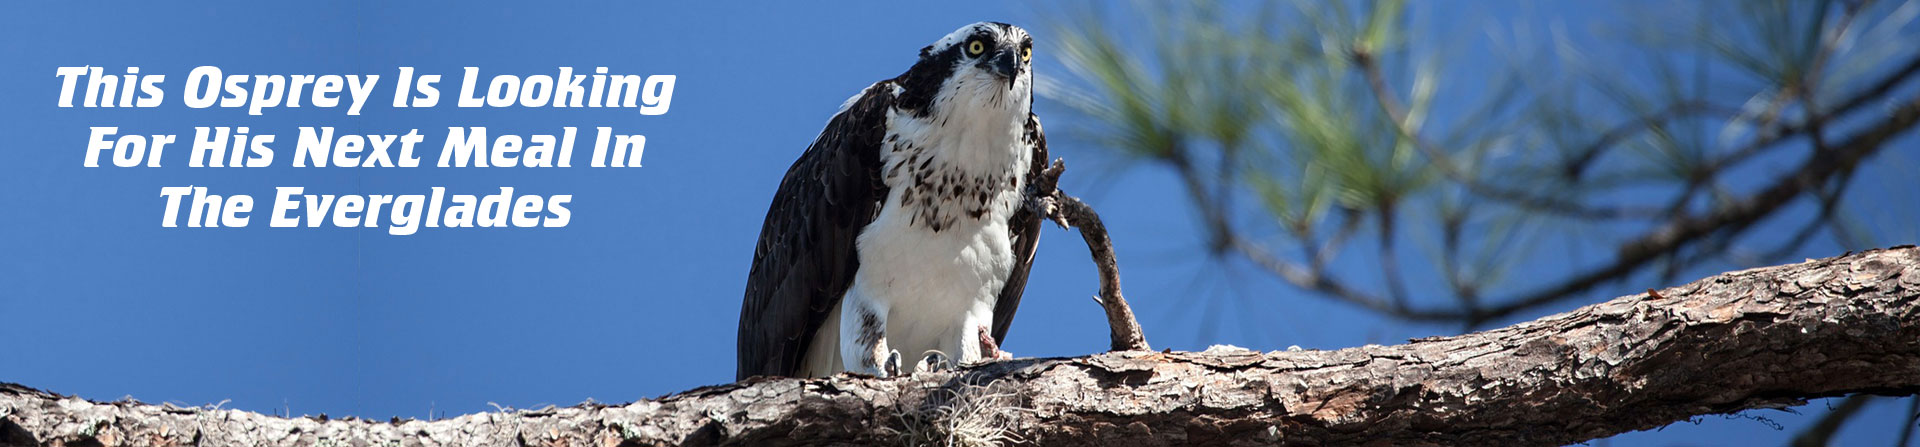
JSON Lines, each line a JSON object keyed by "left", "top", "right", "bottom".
{"left": 6, "top": 247, "right": 1920, "bottom": 446}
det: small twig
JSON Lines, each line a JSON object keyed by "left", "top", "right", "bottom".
{"left": 1028, "top": 159, "right": 1151, "bottom": 352}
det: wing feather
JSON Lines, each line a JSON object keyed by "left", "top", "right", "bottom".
{"left": 737, "top": 82, "right": 896, "bottom": 379}
{"left": 989, "top": 113, "right": 1049, "bottom": 345}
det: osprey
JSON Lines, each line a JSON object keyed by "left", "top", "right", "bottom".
{"left": 738, "top": 22, "right": 1048, "bottom": 379}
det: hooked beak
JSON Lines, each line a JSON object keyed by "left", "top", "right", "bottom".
{"left": 983, "top": 49, "right": 1021, "bottom": 88}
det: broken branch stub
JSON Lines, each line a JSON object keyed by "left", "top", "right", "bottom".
{"left": 1027, "top": 158, "right": 1151, "bottom": 352}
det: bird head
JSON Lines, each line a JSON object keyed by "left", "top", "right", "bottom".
{"left": 903, "top": 22, "right": 1034, "bottom": 117}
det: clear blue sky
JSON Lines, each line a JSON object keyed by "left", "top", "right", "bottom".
{"left": 2, "top": 2, "right": 1913, "bottom": 445}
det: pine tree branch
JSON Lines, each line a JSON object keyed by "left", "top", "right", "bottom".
{"left": 6, "top": 247, "right": 1920, "bottom": 446}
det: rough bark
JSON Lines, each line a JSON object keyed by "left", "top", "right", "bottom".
{"left": 6, "top": 247, "right": 1920, "bottom": 447}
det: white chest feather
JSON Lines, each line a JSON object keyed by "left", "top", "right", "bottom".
{"left": 854, "top": 97, "right": 1031, "bottom": 366}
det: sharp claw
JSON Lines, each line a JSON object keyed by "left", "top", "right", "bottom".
{"left": 915, "top": 350, "right": 952, "bottom": 374}
{"left": 976, "top": 326, "right": 1012, "bottom": 362}
{"left": 1042, "top": 199, "right": 1070, "bottom": 228}
{"left": 883, "top": 350, "right": 903, "bottom": 378}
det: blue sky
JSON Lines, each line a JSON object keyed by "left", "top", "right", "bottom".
{"left": 2, "top": 2, "right": 1915, "bottom": 445}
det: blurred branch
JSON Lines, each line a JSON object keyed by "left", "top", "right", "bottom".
{"left": 1788, "top": 395, "right": 1874, "bottom": 447}
{"left": 1376, "top": 203, "right": 1411, "bottom": 308}
{"left": 1233, "top": 235, "right": 1404, "bottom": 316}
{"left": 1704, "top": 53, "right": 1920, "bottom": 175}
{"left": 1346, "top": 29, "right": 1920, "bottom": 323}
{"left": 1045, "top": 2, "right": 1920, "bottom": 329}
{"left": 1351, "top": 49, "right": 1670, "bottom": 221}
{"left": 1470, "top": 94, "right": 1920, "bottom": 324}
{"left": 1751, "top": 164, "right": 1857, "bottom": 264}
{"left": 1166, "top": 144, "right": 1237, "bottom": 255}
{"left": 1899, "top": 397, "right": 1918, "bottom": 447}
{"left": 1234, "top": 92, "right": 1920, "bottom": 324}
{"left": 1561, "top": 100, "right": 1739, "bottom": 180}
{"left": 1304, "top": 207, "right": 1363, "bottom": 271}
{"left": 1439, "top": 202, "right": 1484, "bottom": 308}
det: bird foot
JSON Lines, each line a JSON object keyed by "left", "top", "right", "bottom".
{"left": 977, "top": 326, "right": 1013, "bottom": 362}
{"left": 882, "top": 349, "right": 903, "bottom": 378}
{"left": 915, "top": 350, "right": 953, "bottom": 374}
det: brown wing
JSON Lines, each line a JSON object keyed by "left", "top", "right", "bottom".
{"left": 989, "top": 113, "right": 1049, "bottom": 345}
{"left": 737, "top": 82, "right": 896, "bottom": 380}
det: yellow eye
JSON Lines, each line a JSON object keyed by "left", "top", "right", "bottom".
{"left": 1022, "top": 47, "right": 1032, "bottom": 62}
{"left": 967, "top": 40, "right": 985, "bottom": 56}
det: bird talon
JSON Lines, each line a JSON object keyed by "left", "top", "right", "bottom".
{"left": 882, "top": 350, "right": 903, "bottom": 378}
{"left": 976, "top": 326, "right": 1012, "bottom": 362}
{"left": 915, "top": 350, "right": 953, "bottom": 374}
